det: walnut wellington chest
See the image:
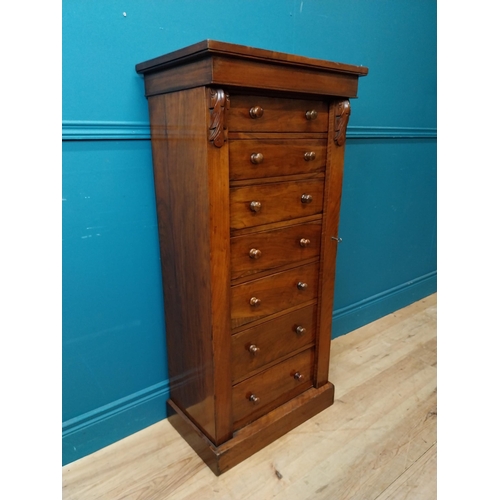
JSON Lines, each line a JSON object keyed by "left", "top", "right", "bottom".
{"left": 136, "top": 40, "right": 368, "bottom": 475}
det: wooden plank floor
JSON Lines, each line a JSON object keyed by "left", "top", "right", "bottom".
{"left": 62, "top": 294, "right": 437, "bottom": 500}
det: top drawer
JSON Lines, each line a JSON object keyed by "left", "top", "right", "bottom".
{"left": 228, "top": 95, "right": 328, "bottom": 133}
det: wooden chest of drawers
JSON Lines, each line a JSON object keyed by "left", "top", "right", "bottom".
{"left": 136, "top": 40, "right": 367, "bottom": 475}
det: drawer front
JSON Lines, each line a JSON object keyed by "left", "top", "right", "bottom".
{"left": 231, "top": 304, "right": 317, "bottom": 383}
{"left": 232, "top": 348, "right": 314, "bottom": 430}
{"left": 230, "top": 179, "right": 324, "bottom": 230}
{"left": 227, "top": 95, "right": 328, "bottom": 133}
{"left": 230, "top": 221, "right": 322, "bottom": 280}
{"left": 229, "top": 139, "right": 326, "bottom": 181}
{"left": 231, "top": 262, "right": 319, "bottom": 329}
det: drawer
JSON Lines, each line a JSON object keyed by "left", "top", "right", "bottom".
{"left": 232, "top": 348, "right": 314, "bottom": 430}
{"left": 230, "top": 221, "right": 322, "bottom": 280}
{"left": 231, "top": 304, "right": 317, "bottom": 383}
{"left": 229, "top": 139, "right": 326, "bottom": 181}
{"left": 227, "top": 95, "right": 328, "bottom": 133}
{"left": 231, "top": 262, "right": 319, "bottom": 329}
{"left": 230, "top": 179, "right": 324, "bottom": 230}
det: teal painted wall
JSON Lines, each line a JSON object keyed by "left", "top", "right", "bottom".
{"left": 62, "top": 0, "right": 436, "bottom": 465}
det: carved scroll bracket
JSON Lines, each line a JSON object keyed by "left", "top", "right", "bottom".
{"left": 208, "top": 89, "right": 229, "bottom": 148}
{"left": 334, "top": 100, "right": 351, "bottom": 147}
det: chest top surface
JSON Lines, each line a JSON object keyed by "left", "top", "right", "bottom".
{"left": 136, "top": 39, "right": 368, "bottom": 98}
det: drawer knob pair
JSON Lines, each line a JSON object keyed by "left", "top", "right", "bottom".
{"left": 250, "top": 196, "right": 311, "bottom": 212}
{"left": 250, "top": 282, "right": 306, "bottom": 306}
{"left": 247, "top": 373, "right": 303, "bottom": 404}
{"left": 249, "top": 241, "right": 309, "bottom": 259}
{"left": 249, "top": 106, "right": 264, "bottom": 119}
{"left": 251, "top": 152, "right": 315, "bottom": 163}
{"left": 249, "top": 106, "right": 316, "bottom": 120}
{"left": 250, "top": 284, "right": 306, "bottom": 306}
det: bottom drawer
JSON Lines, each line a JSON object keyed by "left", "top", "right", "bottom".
{"left": 232, "top": 348, "right": 314, "bottom": 430}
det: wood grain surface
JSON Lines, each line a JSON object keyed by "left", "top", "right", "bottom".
{"left": 231, "top": 304, "right": 317, "bottom": 383}
{"left": 149, "top": 87, "right": 233, "bottom": 445}
{"left": 315, "top": 99, "right": 347, "bottom": 387}
{"left": 227, "top": 95, "right": 328, "bottom": 133}
{"left": 232, "top": 348, "right": 314, "bottom": 430}
{"left": 230, "top": 221, "right": 322, "bottom": 280}
{"left": 230, "top": 262, "right": 319, "bottom": 329}
{"left": 148, "top": 89, "right": 217, "bottom": 442}
{"left": 230, "top": 179, "right": 324, "bottom": 230}
{"left": 136, "top": 39, "right": 369, "bottom": 77}
{"left": 229, "top": 138, "right": 326, "bottom": 181}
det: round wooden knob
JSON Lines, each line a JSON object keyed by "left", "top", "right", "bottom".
{"left": 299, "top": 238, "right": 311, "bottom": 248}
{"left": 304, "top": 151, "right": 316, "bottom": 161}
{"left": 249, "top": 394, "right": 260, "bottom": 404}
{"left": 249, "top": 248, "right": 262, "bottom": 259}
{"left": 250, "top": 201, "right": 262, "bottom": 212}
{"left": 249, "top": 106, "right": 264, "bottom": 119}
{"left": 301, "top": 194, "right": 313, "bottom": 204}
{"left": 297, "top": 282, "right": 308, "bottom": 290}
{"left": 250, "top": 297, "right": 261, "bottom": 306}
{"left": 250, "top": 153, "right": 264, "bottom": 164}
{"left": 248, "top": 344, "right": 260, "bottom": 354}
{"left": 295, "top": 325, "right": 307, "bottom": 336}
{"left": 294, "top": 372, "right": 304, "bottom": 381}
{"left": 305, "top": 110, "right": 318, "bottom": 120}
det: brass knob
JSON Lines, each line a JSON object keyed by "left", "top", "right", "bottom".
{"left": 250, "top": 297, "right": 261, "bottom": 306}
{"left": 249, "top": 248, "right": 262, "bottom": 259}
{"left": 304, "top": 151, "right": 316, "bottom": 161}
{"left": 249, "top": 394, "right": 260, "bottom": 404}
{"left": 301, "top": 194, "right": 313, "bottom": 204}
{"left": 250, "top": 201, "right": 262, "bottom": 212}
{"left": 295, "top": 325, "right": 307, "bottom": 336}
{"left": 249, "top": 106, "right": 264, "bottom": 119}
{"left": 299, "top": 238, "right": 311, "bottom": 248}
{"left": 248, "top": 344, "right": 260, "bottom": 354}
{"left": 297, "top": 282, "right": 308, "bottom": 290}
{"left": 305, "top": 110, "right": 318, "bottom": 120}
{"left": 250, "top": 153, "right": 264, "bottom": 164}
{"left": 294, "top": 372, "right": 305, "bottom": 381}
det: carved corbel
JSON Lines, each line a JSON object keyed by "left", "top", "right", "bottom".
{"left": 208, "top": 89, "right": 229, "bottom": 147}
{"left": 334, "top": 100, "right": 351, "bottom": 147}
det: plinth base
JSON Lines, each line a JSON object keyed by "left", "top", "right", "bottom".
{"left": 167, "top": 382, "right": 334, "bottom": 475}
